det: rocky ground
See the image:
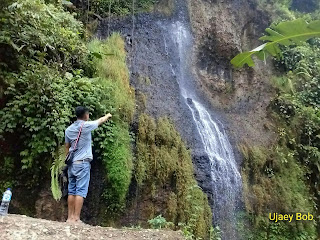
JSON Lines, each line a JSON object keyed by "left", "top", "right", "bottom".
{"left": 0, "top": 214, "right": 184, "bottom": 240}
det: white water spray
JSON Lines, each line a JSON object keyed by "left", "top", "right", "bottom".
{"left": 169, "top": 21, "right": 242, "bottom": 239}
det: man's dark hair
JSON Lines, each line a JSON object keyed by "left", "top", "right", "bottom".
{"left": 75, "top": 106, "right": 89, "bottom": 119}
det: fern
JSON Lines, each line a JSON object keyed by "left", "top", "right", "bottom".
{"left": 231, "top": 19, "right": 320, "bottom": 68}
{"left": 271, "top": 76, "right": 295, "bottom": 94}
{"left": 51, "top": 146, "right": 66, "bottom": 200}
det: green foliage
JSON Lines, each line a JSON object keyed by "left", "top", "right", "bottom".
{"left": 148, "top": 215, "right": 173, "bottom": 229}
{"left": 0, "top": 0, "right": 87, "bottom": 71}
{"left": 86, "top": 36, "right": 134, "bottom": 214}
{"left": 271, "top": 41, "right": 320, "bottom": 210}
{"left": 0, "top": 0, "right": 134, "bottom": 219}
{"left": 0, "top": 62, "right": 110, "bottom": 177}
{"left": 257, "top": 0, "right": 296, "bottom": 21}
{"left": 135, "top": 114, "right": 212, "bottom": 240}
{"left": 179, "top": 223, "right": 221, "bottom": 240}
{"left": 239, "top": 4, "right": 320, "bottom": 238}
{"left": 231, "top": 19, "right": 320, "bottom": 68}
{"left": 0, "top": 0, "right": 90, "bottom": 182}
{"left": 239, "top": 36, "right": 320, "bottom": 237}
{"left": 90, "top": 0, "right": 156, "bottom": 17}
{"left": 87, "top": 35, "right": 135, "bottom": 122}
{"left": 1, "top": 64, "right": 73, "bottom": 168}
{"left": 240, "top": 144, "right": 317, "bottom": 239}
{"left": 209, "top": 226, "right": 221, "bottom": 240}
{"left": 238, "top": 212, "right": 316, "bottom": 240}
{"left": 241, "top": 144, "right": 314, "bottom": 213}
{"left": 0, "top": 157, "right": 15, "bottom": 192}
{"left": 96, "top": 122, "right": 133, "bottom": 213}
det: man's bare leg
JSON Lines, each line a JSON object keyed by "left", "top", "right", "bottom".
{"left": 67, "top": 195, "right": 76, "bottom": 222}
{"left": 74, "top": 195, "right": 84, "bottom": 222}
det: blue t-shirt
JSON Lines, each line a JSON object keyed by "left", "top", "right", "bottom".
{"left": 65, "top": 120, "right": 99, "bottom": 162}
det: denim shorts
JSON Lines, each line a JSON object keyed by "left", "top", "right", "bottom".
{"left": 68, "top": 160, "right": 91, "bottom": 198}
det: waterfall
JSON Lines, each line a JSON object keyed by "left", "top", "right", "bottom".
{"left": 102, "top": 1, "right": 243, "bottom": 237}
{"left": 167, "top": 20, "right": 242, "bottom": 239}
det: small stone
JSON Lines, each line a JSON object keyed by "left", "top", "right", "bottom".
{"left": 64, "top": 227, "right": 71, "bottom": 237}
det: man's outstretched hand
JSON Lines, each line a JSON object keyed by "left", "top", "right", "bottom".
{"left": 97, "top": 113, "right": 112, "bottom": 125}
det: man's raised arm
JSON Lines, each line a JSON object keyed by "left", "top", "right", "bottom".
{"left": 97, "top": 113, "right": 112, "bottom": 126}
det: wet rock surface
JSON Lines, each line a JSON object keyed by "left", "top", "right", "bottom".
{"left": 97, "top": 4, "right": 217, "bottom": 215}
{"left": 189, "top": 0, "right": 276, "bottom": 148}
{"left": 98, "top": 14, "right": 206, "bottom": 154}
{"left": 0, "top": 214, "right": 184, "bottom": 240}
{"left": 291, "top": 0, "right": 319, "bottom": 13}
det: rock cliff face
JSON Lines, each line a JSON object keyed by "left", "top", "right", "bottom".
{"left": 97, "top": 8, "right": 216, "bottom": 225}
{"left": 95, "top": 2, "right": 278, "bottom": 234}
{"left": 291, "top": 0, "right": 319, "bottom": 13}
{"left": 189, "top": 0, "right": 276, "bottom": 147}
{"left": 33, "top": 1, "right": 278, "bottom": 235}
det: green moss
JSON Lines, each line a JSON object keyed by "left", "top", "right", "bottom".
{"left": 167, "top": 192, "right": 178, "bottom": 221}
{"left": 87, "top": 35, "right": 135, "bottom": 215}
{"left": 88, "top": 34, "right": 135, "bottom": 122}
{"left": 138, "top": 74, "right": 151, "bottom": 85}
{"left": 135, "top": 114, "right": 212, "bottom": 239}
{"left": 240, "top": 144, "right": 316, "bottom": 239}
{"left": 135, "top": 91, "right": 147, "bottom": 114}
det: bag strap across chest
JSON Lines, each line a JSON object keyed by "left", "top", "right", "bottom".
{"left": 74, "top": 122, "right": 85, "bottom": 149}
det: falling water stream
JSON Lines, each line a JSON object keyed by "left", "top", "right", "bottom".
{"left": 163, "top": 19, "right": 242, "bottom": 240}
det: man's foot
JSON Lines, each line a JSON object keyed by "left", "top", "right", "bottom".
{"left": 66, "top": 218, "right": 75, "bottom": 223}
{"left": 75, "top": 219, "right": 86, "bottom": 226}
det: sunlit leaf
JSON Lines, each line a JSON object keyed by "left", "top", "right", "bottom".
{"left": 231, "top": 19, "right": 320, "bottom": 68}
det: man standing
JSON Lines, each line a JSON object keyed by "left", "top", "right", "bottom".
{"left": 65, "top": 106, "right": 112, "bottom": 223}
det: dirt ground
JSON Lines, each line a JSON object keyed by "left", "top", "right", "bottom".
{"left": 0, "top": 214, "right": 185, "bottom": 240}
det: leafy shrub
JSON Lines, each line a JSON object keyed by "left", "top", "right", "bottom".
{"left": 0, "top": 1, "right": 90, "bottom": 181}
{"left": 0, "top": 0, "right": 87, "bottom": 72}
{"left": 148, "top": 215, "right": 173, "bottom": 229}
{"left": 90, "top": 0, "right": 156, "bottom": 17}
{"left": 257, "top": 0, "right": 297, "bottom": 20}
{"left": 0, "top": 0, "right": 135, "bottom": 219}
